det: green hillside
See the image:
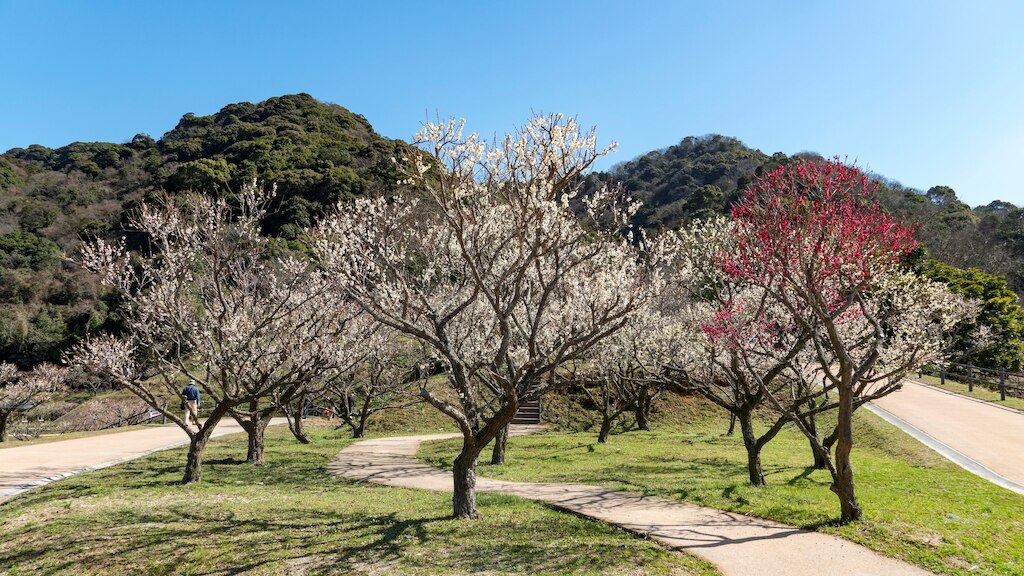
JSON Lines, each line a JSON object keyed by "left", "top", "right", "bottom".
{"left": 1, "top": 95, "right": 1021, "bottom": 369}
{"left": 0, "top": 94, "right": 405, "bottom": 366}
{"left": 585, "top": 134, "right": 1024, "bottom": 298}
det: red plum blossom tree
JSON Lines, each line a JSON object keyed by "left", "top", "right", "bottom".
{"left": 723, "top": 158, "right": 972, "bottom": 522}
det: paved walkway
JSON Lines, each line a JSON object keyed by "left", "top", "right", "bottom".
{"left": 329, "top": 430, "right": 930, "bottom": 576}
{"left": 0, "top": 418, "right": 286, "bottom": 502}
{"left": 870, "top": 380, "right": 1024, "bottom": 493}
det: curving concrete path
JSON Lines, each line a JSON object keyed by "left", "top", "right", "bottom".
{"left": 869, "top": 379, "right": 1024, "bottom": 494}
{"left": 329, "top": 430, "right": 931, "bottom": 576}
{"left": 0, "top": 418, "right": 287, "bottom": 503}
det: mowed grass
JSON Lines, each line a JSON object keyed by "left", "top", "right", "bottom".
{"left": 917, "top": 374, "right": 1024, "bottom": 412}
{"left": 420, "top": 395, "right": 1024, "bottom": 576}
{"left": 0, "top": 424, "right": 717, "bottom": 576}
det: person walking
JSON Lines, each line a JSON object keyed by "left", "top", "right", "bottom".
{"left": 181, "top": 383, "right": 201, "bottom": 428}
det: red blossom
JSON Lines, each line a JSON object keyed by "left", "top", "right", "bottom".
{"left": 722, "top": 157, "right": 916, "bottom": 314}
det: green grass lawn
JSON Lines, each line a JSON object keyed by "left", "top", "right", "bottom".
{"left": 916, "top": 374, "right": 1024, "bottom": 412}
{"left": 420, "top": 396, "right": 1024, "bottom": 576}
{"left": 0, "top": 424, "right": 716, "bottom": 576}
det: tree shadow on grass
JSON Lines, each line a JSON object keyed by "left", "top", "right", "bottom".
{"left": 0, "top": 504, "right": 445, "bottom": 575}
{"left": 0, "top": 498, "right": 661, "bottom": 576}
{"left": 782, "top": 466, "right": 828, "bottom": 486}
{"left": 205, "top": 457, "right": 247, "bottom": 465}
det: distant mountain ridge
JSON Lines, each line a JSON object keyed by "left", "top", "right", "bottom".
{"left": 0, "top": 94, "right": 1022, "bottom": 367}
{"left": 583, "top": 134, "right": 1024, "bottom": 297}
{"left": 0, "top": 93, "right": 405, "bottom": 366}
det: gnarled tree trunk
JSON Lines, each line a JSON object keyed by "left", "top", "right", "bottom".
{"left": 284, "top": 394, "right": 311, "bottom": 444}
{"left": 597, "top": 414, "right": 614, "bottom": 443}
{"left": 243, "top": 406, "right": 275, "bottom": 465}
{"left": 800, "top": 399, "right": 826, "bottom": 469}
{"left": 737, "top": 408, "right": 766, "bottom": 487}
{"left": 182, "top": 409, "right": 225, "bottom": 484}
{"left": 0, "top": 411, "right": 10, "bottom": 442}
{"left": 453, "top": 439, "right": 483, "bottom": 519}
{"left": 490, "top": 423, "right": 508, "bottom": 465}
{"left": 634, "top": 393, "right": 652, "bottom": 431}
{"left": 831, "top": 386, "right": 862, "bottom": 522}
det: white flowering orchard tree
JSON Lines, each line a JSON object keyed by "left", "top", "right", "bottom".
{"left": 315, "top": 321, "right": 424, "bottom": 439}
{"left": 314, "top": 114, "right": 649, "bottom": 518}
{"left": 0, "top": 363, "right": 67, "bottom": 442}
{"left": 568, "top": 301, "right": 677, "bottom": 443}
{"left": 724, "top": 159, "right": 974, "bottom": 522}
{"left": 660, "top": 217, "right": 820, "bottom": 486}
{"left": 71, "top": 184, "right": 354, "bottom": 482}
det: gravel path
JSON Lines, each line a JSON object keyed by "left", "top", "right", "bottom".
{"left": 329, "top": 430, "right": 931, "bottom": 576}
{"left": 0, "top": 418, "right": 287, "bottom": 502}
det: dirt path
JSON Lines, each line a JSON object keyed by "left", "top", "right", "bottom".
{"left": 0, "top": 418, "right": 287, "bottom": 502}
{"left": 869, "top": 379, "right": 1024, "bottom": 493}
{"left": 329, "top": 431, "right": 930, "bottom": 576}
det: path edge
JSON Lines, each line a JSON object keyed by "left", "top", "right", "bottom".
{"left": 865, "top": 402, "right": 1024, "bottom": 495}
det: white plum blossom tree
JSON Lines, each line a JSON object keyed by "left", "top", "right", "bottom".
{"left": 71, "top": 183, "right": 358, "bottom": 482}
{"left": 569, "top": 302, "right": 677, "bottom": 443}
{"left": 312, "top": 318, "right": 425, "bottom": 439}
{"left": 313, "top": 114, "right": 651, "bottom": 518}
{"left": 0, "top": 362, "right": 67, "bottom": 442}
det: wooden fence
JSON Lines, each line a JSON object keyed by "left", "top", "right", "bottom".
{"left": 919, "top": 362, "right": 1024, "bottom": 401}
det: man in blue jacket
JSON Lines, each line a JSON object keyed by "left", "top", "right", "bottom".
{"left": 181, "top": 384, "right": 201, "bottom": 429}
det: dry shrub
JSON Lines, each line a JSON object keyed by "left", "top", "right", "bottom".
{"left": 56, "top": 396, "right": 150, "bottom": 432}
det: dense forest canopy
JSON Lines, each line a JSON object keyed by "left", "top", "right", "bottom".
{"left": 0, "top": 94, "right": 405, "bottom": 366}
{"left": 1, "top": 94, "right": 1022, "bottom": 369}
{"left": 584, "top": 134, "right": 1024, "bottom": 297}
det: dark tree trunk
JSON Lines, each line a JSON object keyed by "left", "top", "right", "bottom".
{"left": 453, "top": 441, "right": 482, "bottom": 519}
{"left": 246, "top": 411, "right": 273, "bottom": 465}
{"left": 353, "top": 406, "right": 371, "bottom": 439}
{"left": 802, "top": 400, "right": 826, "bottom": 469}
{"left": 284, "top": 395, "right": 311, "bottom": 444}
{"left": 291, "top": 408, "right": 310, "bottom": 444}
{"left": 726, "top": 412, "right": 736, "bottom": 436}
{"left": 597, "top": 415, "right": 613, "bottom": 443}
{"left": 182, "top": 426, "right": 215, "bottom": 483}
{"left": 634, "top": 392, "right": 652, "bottom": 431}
{"left": 831, "top": 386, "right": 862, "bottom": 523}
{"left": 490, "top": 423, "right": 508, "bottom": 465}
{"left": 738, "top": 409, "right": 766, "bottom": 487}
{"left": 0, "top": 412, "right": 10, "bottom": 442}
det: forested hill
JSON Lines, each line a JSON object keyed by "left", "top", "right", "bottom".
{"left": 0, "top": 94, "right": 1021, "bottom": 368}
{"left": 0, "top": 94, "right": 406, "bottom": 366}
{"left": 583, "top": 134, "right": 1024, "bottom": 299}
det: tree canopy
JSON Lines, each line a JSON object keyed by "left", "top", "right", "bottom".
{"left": 1, "top": 95, "right": 1020, "bottom": 371}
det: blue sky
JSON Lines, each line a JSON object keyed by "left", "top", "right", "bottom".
{"left": 1, "top": 0, "right": 1022, "bottom": 207}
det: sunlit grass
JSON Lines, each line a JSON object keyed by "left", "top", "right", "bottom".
{"left": 0, "top": 423, "right": 716, "bottom": 576}
{"left": 421, "top": 395, "right": 1024, "bottom": 576}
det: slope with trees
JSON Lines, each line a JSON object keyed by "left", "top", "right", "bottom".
{"left": 0, "top": 94, "right": 404, "bottom": 368}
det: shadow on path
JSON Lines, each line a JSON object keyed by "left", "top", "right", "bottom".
{"left": 329, "top": 429, "right": 932, "bottom": 576}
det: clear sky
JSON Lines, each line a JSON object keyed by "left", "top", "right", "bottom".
{"left": 2, "top": 0, "right": 1022, "bottom": 207}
